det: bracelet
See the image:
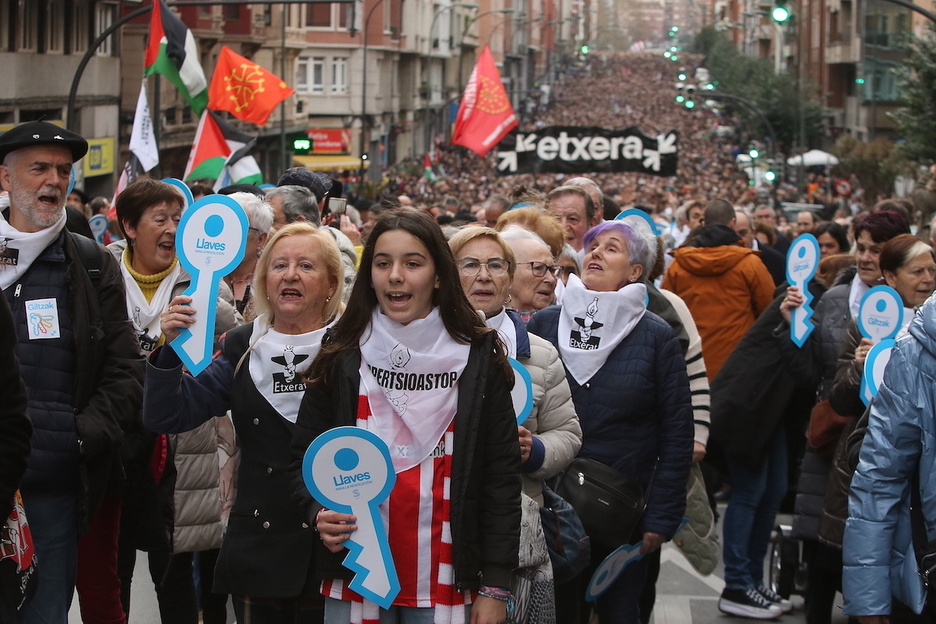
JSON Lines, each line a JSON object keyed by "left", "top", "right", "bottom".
{"left": 478, "top": 585, "right": 510, "bottom": 602}
{"left": 313, "top": 507, "right": 327, "bottom": 533}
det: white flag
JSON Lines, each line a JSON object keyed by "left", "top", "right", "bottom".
{"left": 130, "top": 81, "right": 159, "bottom": 172}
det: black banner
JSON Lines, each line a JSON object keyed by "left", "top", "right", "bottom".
{"left": 495, "top": 126, "right": 678, "bottom": 177}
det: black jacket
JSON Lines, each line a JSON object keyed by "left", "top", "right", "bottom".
{"left": 0, "top": 294, "right": 30, "bottom": 520}
{"left": 288, "top": 331, "right": 521, "bottom": 591}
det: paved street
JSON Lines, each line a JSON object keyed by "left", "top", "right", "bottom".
{"left": 69, "top": 509, "right": 851, "bottom": 623}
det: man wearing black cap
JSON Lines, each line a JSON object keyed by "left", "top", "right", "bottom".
{"left": 0, "top": 121, "right": 143, "bottom": 622}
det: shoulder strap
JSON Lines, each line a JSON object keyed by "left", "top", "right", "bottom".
{"left": 68, "top": 232, "right": 103, "bottom": 289}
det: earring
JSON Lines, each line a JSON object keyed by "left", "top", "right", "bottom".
{"left": 326, "top": 296, "right": 331, "bottom": 303}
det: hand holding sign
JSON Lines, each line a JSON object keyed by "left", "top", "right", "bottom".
{"left": 785, "top": 234, "right": 820, "bottom": 347}
{"left": 171, "top": 195, "right": 247, "bottom": 375}
{"left": 302, "top": 427, "right": 400, "bottom": 608}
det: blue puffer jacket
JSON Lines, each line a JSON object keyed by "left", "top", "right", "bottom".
{"left": 842, "top": 297, "right": 936, "bottom": 616}
{"left": 528, "top": 306, "right": 693, "bottom": 539}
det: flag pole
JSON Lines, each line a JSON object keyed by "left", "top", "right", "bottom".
{"left": 280, "top": 2, "right": 288, "bottom": 175}
{"left": 154, "top": 74, "right": 162, "bottom": 178}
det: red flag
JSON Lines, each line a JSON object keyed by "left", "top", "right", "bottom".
{"left": 208, "top": 46, "right": 295, "bottom": 126}
{"left": 451, "top": 46, "right": 518, "bottom": 157}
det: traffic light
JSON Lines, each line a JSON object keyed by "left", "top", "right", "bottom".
{"left": 675, "top": 82, "right": 686, "bottom": 104}
{"left": 290, "top": 131, "right": 312, "bottom": 154}
{"left": 580, "top": 44, "right": 590, "bottom": 55}
{"left": 749, "top": 148, "right": 759, "bottom": 159}
{"left": 677, "top": 68, "right": 688, "bottom": 82}
{"left": 684, "top": 83, "right": 696, "bottom": 108}
{"left": 764, "top": 170, "right": 777, "bottom": 183}
{"left": 772, "top": 0, "right": 790, "bottom": 22}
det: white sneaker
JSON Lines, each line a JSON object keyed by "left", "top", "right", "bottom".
{"left": 718, "top": 587, "right": 783, "bottom": 620}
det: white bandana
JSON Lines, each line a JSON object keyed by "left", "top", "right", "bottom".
{"left": 247, "top": 315, "right": 329, "bottom": 424}
{"left": 359, "top": 307, "right": 470, "bottom": 473}
{"left": 848, "top": 272, "right": 871, "bottom": 319}
{"left": 485, "top": 307, "right": 517, "bottom": 358}
{"left": 120, "top": 248, "right": 184, "bottom": 353}
{"left": 557, "top": 274, "right": 647, "bottom": 385}
{"left": 0, "top": 212, "right": 66, "bottom": 290}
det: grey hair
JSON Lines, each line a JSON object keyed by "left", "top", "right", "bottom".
{"left": 558, "top": 243, "right": 581, "bottom": 273}
{"left": 499, "top": 224, "right": 551, "bottom": 254}
{"left": 266, "top": 185, "right": 320, "bottom": 226}
{"left": 228, "top": 192, "right": 274, "bottom": 234}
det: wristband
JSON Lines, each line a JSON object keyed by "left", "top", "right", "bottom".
{"left": 478, "top": 585, "right": 510, "bottom": 602}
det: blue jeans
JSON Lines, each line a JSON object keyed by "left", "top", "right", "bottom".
{"left": 722, "top": 428, "right": 788, "bottom": 591}
{"left": 18, "top": 488, "right": 79, "bottom": 624}
{"left": 324, "top": 597, "right": 472, "bottom": 623}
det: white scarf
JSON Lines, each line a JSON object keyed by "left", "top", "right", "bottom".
{"left": 557, "top": 274, "right": 647, "bottom": 385}
{"left": 848, "top": 273, "right": 872, "bottom": 319}
{"left": 0, "top": 212, "right": 66, "bottom": 290}
{"left": 247, "top": 315, "right": 329, "bottom": 424}
{"left": 120, "top": 248, "right": 184, "bottom": 353}
{"left": 485, "top": 307, "right": 517, "bottom": 358}
{"left": 359, "top": 307, "right": 470, "bottom": 473}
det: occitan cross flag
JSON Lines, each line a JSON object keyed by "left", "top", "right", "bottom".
{"left": 208, "top": 46, "right": 295, "bottom": 126}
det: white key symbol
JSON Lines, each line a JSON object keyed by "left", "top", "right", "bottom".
{"left": 172, "top": 195, "right": 247, "bottom": 375}
{"left": 303, "top": 427, "right": 400, "bottom": 608}
{"left": 785, "top": 234, "right": 820, "bottom": 348}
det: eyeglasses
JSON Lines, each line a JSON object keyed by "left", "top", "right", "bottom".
{"left": 557, "top": 265, "right": 578, "bottom": 277}
{"left": 518, "top": 261, "right": 561, "bottom": 278}
{"left": 457, "top": 257, "right": 511, "bottom": 277}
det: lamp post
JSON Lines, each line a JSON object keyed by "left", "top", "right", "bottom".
{"left": 359, "top": 0, "right": 388, "bottom": 184}
{"left": 456, "top": 8, "right": 515, "bottom": 92}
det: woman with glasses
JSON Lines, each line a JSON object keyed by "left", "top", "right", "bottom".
{"left": 449, "top": 226, "right": 582, "bottom": 623}
{"left": 500, "top": 227, "right": 560, "bottom": 324}
{"left": 528, "top": 221, "right": 693, "bottom": 624}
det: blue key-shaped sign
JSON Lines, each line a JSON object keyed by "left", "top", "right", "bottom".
{"left": 858, "top": 285, "right": 903, "bottom": 342}
{"left": 509, "top": 358, "right": 534, "bottom": 425}
{"left": 861, "top": 339, "right": 896, "bottom": 407}
{"left": 614, "top": 208, "right": 664, "bottom": 237}
{"left": 89, "top": 215, "right": 108, "bottom": 244}
{"left": 786, "top": 234, "right": 820, "bottom": 347}
{"left": 171, "top": 195, "right": 248, "bottom": 375}
{"left": 585, "top": 543, "right": 644, "bottom": 602}
{"left": 303, "top": 427, "right": 400, "bottom": 608}
{"left": 162, "top": 178, "right": 195, "bottom": 212}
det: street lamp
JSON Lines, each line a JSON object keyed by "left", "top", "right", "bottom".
{"left": 359, "top": 0, "right": 389, "bottom": 183}
{"left": 457, "top": 8, "right": 515, "bottom": 90}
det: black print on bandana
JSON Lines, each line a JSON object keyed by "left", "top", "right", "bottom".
{"left": 131, "top": 306, "right": 159, "bottom": 352}
{"left": 271, "top": 346, "right": 309, "bottom": 393}
{"left": 0, "top": 239, "right": 19, "bottom": 266}
{"left": 570, "top": 297, "right": 603, "bottom": 350}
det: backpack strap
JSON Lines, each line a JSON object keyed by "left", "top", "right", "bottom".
{"left": 68, "top": 232, "right": 103, "bottom": 289}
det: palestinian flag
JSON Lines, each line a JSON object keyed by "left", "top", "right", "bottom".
{"left": 184, "top": 111, "right": 262, "bottom": 187}
{"left": 145, "top": 0, "right": 208, "bottom": 115}
{"left": 423, "top": 153, "right": 438, "bottom": 181}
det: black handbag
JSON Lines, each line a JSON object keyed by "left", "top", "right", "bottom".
{"left": 539, "top": 484, "right": 591, "bottom": 584}
{"left": 553, "top": 457, "right": 646, "bottom": 550}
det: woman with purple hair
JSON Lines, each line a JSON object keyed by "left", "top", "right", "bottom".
{"left": 528, "top": 220, "right": 693, "bottom": 624}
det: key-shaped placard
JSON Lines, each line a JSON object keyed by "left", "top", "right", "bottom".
{"left": 89, "top": 215, "right": 108, "bottom": 244}
{"left": 585, "top": 543, "right": 644, "bottom": 602}
{"left": 857, "top": 285, "right": 903, "bottom": 342}
{"left": 162, "top": 177, "right": 195, "bottom": 212}
{"left": 171, "top": 195, "right": 247, "bottom": 375}
{"left": 861, "top": 338, "right": 896, "bottom": 407}
{"left": 509, "top": 358, "right": 534, "bottom": 425}
{"left": 786, "top": 234, "right": 820, "bottom": 348}
{"left": 303, "top": 427, "right": 400, "bottom": 608}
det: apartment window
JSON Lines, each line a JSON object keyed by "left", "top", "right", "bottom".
{"left": 42, "top": 0, "right": 64, "bottom": 53}
{"left": 17, "top": 0, "right": 38, "bottom": 51}
{"left": 331, "top": 57, "right": 347, "bottom": 94}
{"left": 72, "top": 2, "right": 89, "bottom": 53}
{"left": 0, "top": 0, "right": 11, "bottom": 52}
{"left": 95, "top": 3, "right": 115, "bottom": 56}
{"left": 224, "top": 5, "right": 240, "bottom": 20}
{"left": 338, "top": 3, "right": 351, "bottom": 29}
{"left": 307, "top": 2, "right": 331, "bottom": 27}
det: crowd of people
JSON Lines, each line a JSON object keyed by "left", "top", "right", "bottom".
{"left": 4, "top": 50, "right": 936, "bottom": 624}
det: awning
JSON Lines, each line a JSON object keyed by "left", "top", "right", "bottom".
{"left": 292, "top": 155, "right": 369, "bottom": 170}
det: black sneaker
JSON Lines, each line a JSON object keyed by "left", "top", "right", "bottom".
{"left": 756, "top": 584, "right": 794, "bottom": 614}
{"left": 718, "top": 587, "right": 783, "bottom": 620}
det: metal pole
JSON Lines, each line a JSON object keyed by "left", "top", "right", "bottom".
{"left": 359, "top": 0, "right": 387, "bottom": 186}
{"left": 280, "top": 2, "right": 287, "bottom": 173}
